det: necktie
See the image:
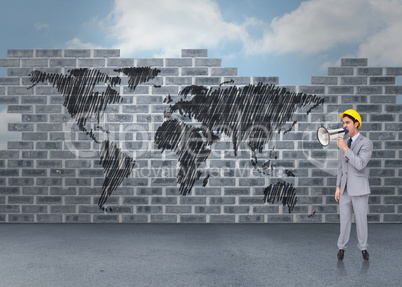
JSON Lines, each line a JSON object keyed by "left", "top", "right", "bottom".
{"left": 347, "top": 138, "right": 352, "bottom": 148}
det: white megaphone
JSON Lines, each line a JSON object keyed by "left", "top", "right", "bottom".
{"left": 317, "top": 126, "right": 348, "bottom": 146}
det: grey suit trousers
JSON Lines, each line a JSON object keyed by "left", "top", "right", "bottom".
{"left": 337, "top": 188, "right": 369, "bottom": 251}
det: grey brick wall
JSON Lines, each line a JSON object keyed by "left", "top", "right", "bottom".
{"left": 0, "top": 48, "right": 401, "bottom": 223}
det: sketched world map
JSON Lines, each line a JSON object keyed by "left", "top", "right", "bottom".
{"left": 28, "top": 67, "right": 325, "bottom": 213}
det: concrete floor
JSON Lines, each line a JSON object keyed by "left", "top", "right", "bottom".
{"left": 0, "top": 224, "right": 401, "bottom": 287}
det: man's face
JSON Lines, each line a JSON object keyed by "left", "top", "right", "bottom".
{"left": 342, "top": 116, "right": 358, "bottom": 137}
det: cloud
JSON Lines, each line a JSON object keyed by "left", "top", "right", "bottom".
{"left": 242, "top": 0, "right": 402, "bottom": 66}
{"left": 106, "top": 0, "right": 251, "bottom": 57}
{"left": 34, "top": 23, "right": 49, "bottom": 31}
{"left": 0, "top": 107, "right": 22, "bottom": 150}
{"left": 245, "top": 0, "right": 383, "bottom": 55}
{"left": 357, "top": 22, "right": 402, "bottom": 66}
{"left": 357, "top": 0, "right": 402, "bottom": 66}
{"left": 66, "top": 38, "right": 103, "bottom": 49}
{"left": 68, "top": 0, "right": 402, "bottom": 67}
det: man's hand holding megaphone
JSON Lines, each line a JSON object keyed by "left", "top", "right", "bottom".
{"left": 337, "top": 138, "right": 348, "bottom": 152}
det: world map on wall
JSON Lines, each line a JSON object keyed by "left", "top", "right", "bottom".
{"left": 28, "top": 67, "right": 325, "bottom": 213}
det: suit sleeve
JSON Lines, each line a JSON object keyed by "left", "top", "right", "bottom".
{"left": 336, "top": 149, "right": 342, "bottom": 187}
{"left": 344, "top": 139, "right": 373, "bottom": 171}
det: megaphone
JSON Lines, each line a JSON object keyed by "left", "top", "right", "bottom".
{"left": 317, "top": 126, "right": 348, "bottom": 146}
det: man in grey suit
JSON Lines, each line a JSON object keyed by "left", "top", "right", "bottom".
{"left": 335, "top": 109, "right": 373, "bottom": 261}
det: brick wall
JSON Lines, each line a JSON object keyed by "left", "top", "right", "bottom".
{"left": 0, "top": 48, "right": 401, "bottom": 223}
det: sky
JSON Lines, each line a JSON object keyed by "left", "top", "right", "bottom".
{"left": 2, "top": 0, "right": 402, "bottom": 83}
{"left": 1, "top": 0, "right": 402, "bottom": 148}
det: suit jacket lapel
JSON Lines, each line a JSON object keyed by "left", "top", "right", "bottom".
{"left": 351, "top": 135, "right": 364, "bottom": 152}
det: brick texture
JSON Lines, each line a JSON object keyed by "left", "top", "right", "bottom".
{"left": 0, "top": 50, "right": 401, "bottom": 223}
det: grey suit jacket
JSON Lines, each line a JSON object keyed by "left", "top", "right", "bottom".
{"left": 336, "top": 134, "right": 373, "bottom": 196}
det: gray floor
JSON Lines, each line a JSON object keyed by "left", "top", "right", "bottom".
{"left": 0, "top": 224, "right": 401, "bottom": 287}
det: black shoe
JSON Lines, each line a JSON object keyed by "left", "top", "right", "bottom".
{"left": 337, "top": 249, "right": 345, "bottom": 261}
{"left": 362, "top": 250, "right": 369, "bottom": 261}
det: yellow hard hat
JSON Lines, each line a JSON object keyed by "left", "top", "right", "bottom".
{"left": 339, "top": 109, "right": 361, "bottom": 129}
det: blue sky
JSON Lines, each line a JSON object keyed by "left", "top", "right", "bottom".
{"left": 1, "top": 0, "right": 402, "bottom": 147}
{"left": 2, "top": 0, "right": 402, "bottom": 84}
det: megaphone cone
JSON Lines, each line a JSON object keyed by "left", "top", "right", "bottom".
{"left": 317, "top": 126, "right": 348, "bottom": 146}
